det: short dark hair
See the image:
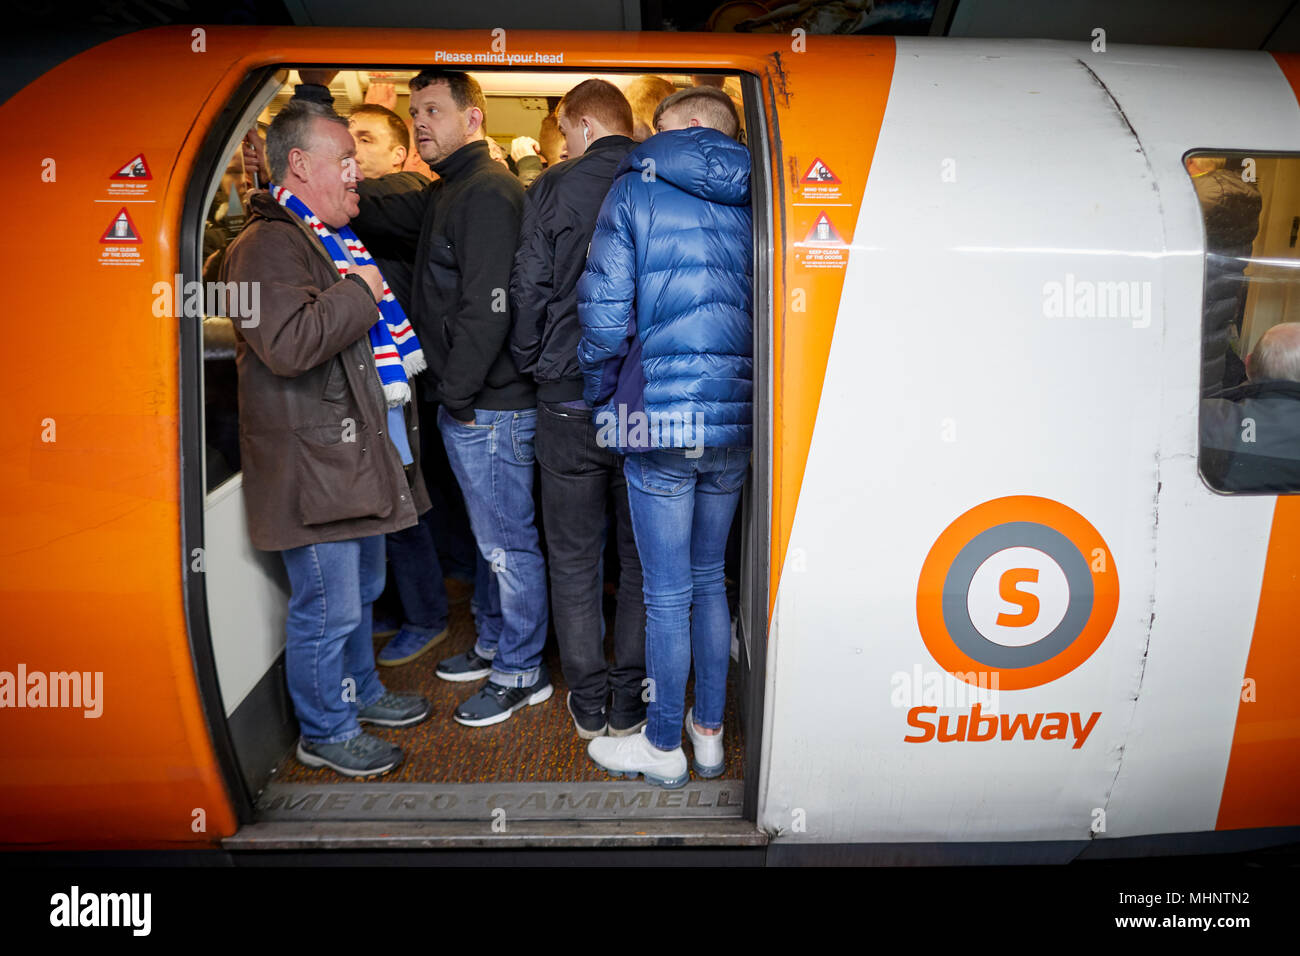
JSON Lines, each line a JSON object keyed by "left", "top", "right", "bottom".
{"left": 557, "top": 79, "right": 634, "bottom": 137}
{"left": 408, "top": 69, "right": 487, "bottom": 121}
{"left": 654, "top": 86, "right": 740, "bottom": 139}
{"left": 350, "top": 103, "right": 410, "bottom": 153}
{"left": 267, "top": 99, "right": 347, "bottom": 183}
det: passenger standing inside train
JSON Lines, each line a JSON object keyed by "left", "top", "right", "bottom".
{"left": 622, "top": 75, "right": 676, "bottom": 142}
{"left": 334, "top": 69, "right": 550, "bottom": 725}
{"left": 221, "top": 99, "right": 433, "bottom": 777}
{"left": 1201, "top": 322, "right": 1300, "bottom": 492}
{"left": 509, "top": 79, "right": 646, "bottom": 741}
{"left": 275, "top": 81, "right": 481, "bottom": 640}
{"left": 342, "top": 103, "right": 455, "bottom": 668}
{"left": 578, "top": 87, "right": 752, "bottom": 786}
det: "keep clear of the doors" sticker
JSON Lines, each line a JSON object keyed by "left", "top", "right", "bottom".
{"left": 98, "top": 206, "right": 143, "bottom": 266}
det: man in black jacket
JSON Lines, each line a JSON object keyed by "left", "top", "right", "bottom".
{"left": 309, "top": 69, "right": 550, "bottom": 726}
{"left": 510, "top": 79, "right": 646, "bottom": 740}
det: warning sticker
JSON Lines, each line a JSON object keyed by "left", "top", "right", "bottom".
{"left": 799, "top": 157, "right": 842, "bottom": 201}
{"left": 98, "top": 207, "right": 143, "bottom": 266}
{"left": 107, "top": 153, "right": 152, "bottom": 198}
{"left": 793, "top": 211, "right": 848, "bottom": 270}
{"left": 111, "top": 154, "right": 152, "bottom": 179}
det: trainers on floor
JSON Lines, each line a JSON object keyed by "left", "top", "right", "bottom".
{"left": 296, "top": 733, "right": 402, "bottom": 777}
{"left": 378, "top": 627, "right": 449, "bottom": 666}
{"left": 358, "top": 691, "right": 432, "bottom": 728}
{"left": 685, "top": 706, "right": 724, "bottom": 778}
{"left": 588, "top": 728, "right": 688, "bottom": 789}
{"left": 454, "top": 673, "right": 553, "bottom": 727}
{"left": 372, "top": 612, "right": 401, "bottom": 639}
{"left": 436, "top": 647, "right": 494, "bottom": 682}
{"left": 567, "top": 692, "right": 607, "bottom": 739}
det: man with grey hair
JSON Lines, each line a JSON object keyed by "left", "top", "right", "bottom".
{"left": 1201, "top": 321, "right": 1300, "bottom": 492}
{"left": 220, "top": 98, "right": 434, "bottom": 777}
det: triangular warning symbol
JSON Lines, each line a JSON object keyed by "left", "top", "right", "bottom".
{"left": 802, "top": 211, "right": 844, "bottom": 244}
{"left": 800, "top": 157, "right": 840, "bottom": 184}
{"left": 110, "top": 154, "right": 152, "bottom": 180}
{"left": 100, "top": 207, "right": 142, "bottom": 243}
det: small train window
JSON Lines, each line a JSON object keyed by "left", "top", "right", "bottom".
{"left": 1190, "top": 152, "right": 1300, "bottom": 494}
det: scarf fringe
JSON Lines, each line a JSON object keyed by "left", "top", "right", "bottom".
{"left": 383, "top": 381, "right": 411, "bottom": 407}
{"left": 402, "top": 350, "right": 427, "bottom": 377}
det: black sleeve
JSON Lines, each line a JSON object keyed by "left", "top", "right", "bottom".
{"left": 508, "top": 176, "right": 554, "bottom": 377}
{"left": 351, "top": 176, "right": 429, "bottom": 248}
{"left": 437, "top": 180, "right": 525, "bottom": 416}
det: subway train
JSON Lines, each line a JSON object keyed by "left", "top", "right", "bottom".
{"left": 1, "top": 25, "right": 1298, "bottom": 864}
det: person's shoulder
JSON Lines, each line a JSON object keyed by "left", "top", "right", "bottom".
{"left": 378, "top": 170, "right": 431, "bottom": 193}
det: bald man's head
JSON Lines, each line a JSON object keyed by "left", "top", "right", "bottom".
{"left": 1248, "top": 322, "right": 1300, "bottom": 383}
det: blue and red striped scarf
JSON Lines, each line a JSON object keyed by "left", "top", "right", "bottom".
{"left": 270, "top": 183, "right": 424, "bottom": 406}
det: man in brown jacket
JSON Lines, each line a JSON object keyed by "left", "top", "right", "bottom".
{"left": 220, "top": 99, "right": 432, "bottom": 777}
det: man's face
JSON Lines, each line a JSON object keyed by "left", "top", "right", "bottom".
{"left": 410, "top": 82, "right": 477, "bottom": 166}
{"left": 299, "top": 118, "right": 361, "bottom": 229}
{"left": 557, "top": 111, "right": 587, "bottom": 159}
{"left": 349, "top": 113, "right": 403, "bottom": 179}
{"left": 654, "top": 106, "right": 700, "bottom": 134}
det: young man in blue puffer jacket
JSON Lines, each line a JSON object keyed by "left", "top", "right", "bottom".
{"left": 577, "top": 86, "right": 752, "bottom": 788}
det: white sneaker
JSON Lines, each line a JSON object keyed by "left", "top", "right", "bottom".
{"left": 588, "top": 728, "right": 688, "bottom": 789}
{"left": 685, "top": 707, "right": 724, "bottom": 778}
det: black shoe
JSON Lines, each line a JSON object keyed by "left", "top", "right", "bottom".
{"left": 567, "top": 692, "right": 607, "bottom": 739}
{"left": 357, "top": 691, "right": 432, "bottom": 728}
{"left": 436, "top": 648, "right": 494, "bottom": 683}
{"left": 609, "top": 692, "right": 647, "bottom": 737}
{"left": 454, "top": 673, "right": 554, "bottom": 727}
{"left": 296, "top": 733, "right": 402, "bottom": 777}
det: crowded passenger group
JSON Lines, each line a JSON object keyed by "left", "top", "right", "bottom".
{"left": 219, "top": 68, "right": 753, "bottom": 787}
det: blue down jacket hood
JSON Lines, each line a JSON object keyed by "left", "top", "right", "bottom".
{"left": 576, "top": 126, "right": 753, "bottom": 452}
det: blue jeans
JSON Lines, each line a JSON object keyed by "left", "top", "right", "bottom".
{"left": 624, "top": 446, "right": 749, "bottom": 751}
{"left": 280, "top": 535, "right": 387, "bottom": 744}
{"left": 384, "top": 509, "right": 450, "bottom": 639}
{"left": 439, "top": 406, "right": 549, "bottom": 687}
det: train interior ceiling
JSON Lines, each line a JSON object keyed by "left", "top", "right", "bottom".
{"left": 199, "top": 67, "right": 757, "bottom": 826}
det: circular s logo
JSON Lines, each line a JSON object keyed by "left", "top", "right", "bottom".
{"left": 916, "top": 496, "right": 1118, "bottom": 690}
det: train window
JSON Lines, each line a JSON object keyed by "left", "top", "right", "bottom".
{"left": 1190, "top": 152, "right": 1300, "bottom": 494}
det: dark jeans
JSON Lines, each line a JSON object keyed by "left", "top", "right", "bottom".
{"left": 537, "top": 401, "right": 646, "bottom": 718}
{"left": 417, "top": 396, "right": 477, "bottom": 581}
{"left": 384, "top": 508, "right": 450, "bottom": 638}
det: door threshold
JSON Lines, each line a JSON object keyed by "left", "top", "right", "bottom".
{"left": 253, "top": 778, "right": 744, "bottom": 823}
{"left": 225, "top": 818, "right": 768, "bottom": 850}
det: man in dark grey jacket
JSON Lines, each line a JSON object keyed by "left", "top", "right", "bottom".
{"left": 509, "top": 79, "right": 646, "bottom": 741}
{"left": 221, "top": 100, "right": 432, "bottom": 778}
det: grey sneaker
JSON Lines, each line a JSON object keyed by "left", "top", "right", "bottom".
{"left": 358, "top": 691, "right": 432, "bottom": 728}
{"left": 296, "top": 733, "right": 402, "bottom": 777}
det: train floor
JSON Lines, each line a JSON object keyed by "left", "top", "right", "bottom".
{"left": 265, "top": 589, "right": 746, "bottom": 788}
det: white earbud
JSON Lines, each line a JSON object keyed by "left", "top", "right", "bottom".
{"left": 583, "top": 125, "right": 590, "bottom": 144}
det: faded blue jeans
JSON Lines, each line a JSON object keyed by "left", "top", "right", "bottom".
{"left": 439, "top": 406, "right": 549, "bottom": 687}
{"left": 624, "top": 446, "right": 749, "bottom": 751}
{"left": 280, "top": 534, "right": 387, "bottom": 743}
